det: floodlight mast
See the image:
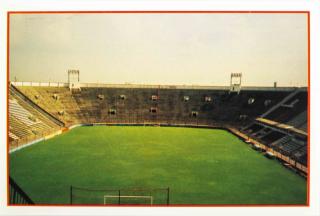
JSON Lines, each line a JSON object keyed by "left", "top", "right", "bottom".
{"left": 68, "top": 69, "right": 81, "bottom": 91}
{"left": 230, "top": 73, "right": 242, "bottom": 94}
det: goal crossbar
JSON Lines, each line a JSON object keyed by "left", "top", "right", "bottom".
{"left": 70, "top": 186, "right": 170, "bottom": 205}
{"left": 104, "top": 195, "right": 154, "bottom": 205}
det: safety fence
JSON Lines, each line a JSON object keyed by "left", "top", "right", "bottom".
{"left": 9, "top": 177, "right": 34, "bottom": 205}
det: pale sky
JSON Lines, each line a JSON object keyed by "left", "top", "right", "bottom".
{"left": 9, "top": 13, "right": 308, "bottom": 87}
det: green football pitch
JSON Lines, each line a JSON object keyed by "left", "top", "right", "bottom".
{"left": 9, "top": 126, "right": 307, "bottom": 205}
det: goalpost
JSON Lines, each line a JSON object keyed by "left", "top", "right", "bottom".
{"left": 70, "top": 186, "right": 170, "bottom": 205}
{"left": 103, "top": 195, "right": 154, "bottom": 205}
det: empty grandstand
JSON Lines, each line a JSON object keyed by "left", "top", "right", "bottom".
{"left": 9, "top": 85, "right": 63, "bottom": 150}
{"left": 8, "top": 76, "right": 308, "bottom": 205}
{"left": 9, "top": 79, "right": 308, "bottom": 174}
{"left": 7, "top": 11, "right": 309, "bottom": 205}
{"left": 7, "top": 70, "right": 309, "bottom": 206}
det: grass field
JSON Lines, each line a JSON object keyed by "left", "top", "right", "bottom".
{"left": 9, "top": 126, "right": 307, "bottom": 205}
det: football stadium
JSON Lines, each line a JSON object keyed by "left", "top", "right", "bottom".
{"left": 8, "top": 72, "right": 308, "bottom": 205}
{"left": 7, "top": 13, "right": 308, "bottom": 206}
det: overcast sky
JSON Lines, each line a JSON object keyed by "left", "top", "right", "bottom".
{"left": 9, "top": 13, "right": 308, "bottom": 87}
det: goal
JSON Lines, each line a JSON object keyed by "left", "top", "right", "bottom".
{"left": 104, "top": 195, "right": 154, "bottom": 205}
{"left": 70, "top": 186, "right": 170, "bottom": 205}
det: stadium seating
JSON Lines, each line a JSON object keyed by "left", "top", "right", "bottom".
{"left": 16, "top": 86, "right": 291, "bottom": 126}
{"left": 9, "top": 86, "right": 61, "bottom": 148}
{"left": 240, "top": 121, "right": 307, "bottom": 166}
{"left": 259, "top": 130, "right": 286, "bottom": 144}
{"left": 286, "top": 110, "right": 307, "bottom": 131}
{"left": 293, "top": 146, "right": 307, "bottom": 165}
{"left": 10, "top": 84, "right": 308, "bottom": 168}
{"left": 277, "top": 139, "right": 304, "bottom": 155}
{"left": 264, "top": 92, "right": 307, "bottom": 130}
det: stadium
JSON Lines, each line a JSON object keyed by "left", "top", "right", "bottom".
{"left": 8, "top": 71, "right": 308, "bottom": 205}
{"left": 7, "top": 12, "right": 309, "bottom": 206}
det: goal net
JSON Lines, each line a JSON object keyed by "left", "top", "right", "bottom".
{"left": 104, "top": 195, "right": 153, "bottom": 205}
{"left": 70, "top": 186, "right": 169, "bottom": 205}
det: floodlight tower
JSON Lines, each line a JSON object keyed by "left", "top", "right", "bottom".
{"left": 230, "top": 73, "right": 242, "bottom": 94}
{"left": 68, "top": 69, "right": 81, "bottom": 91}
